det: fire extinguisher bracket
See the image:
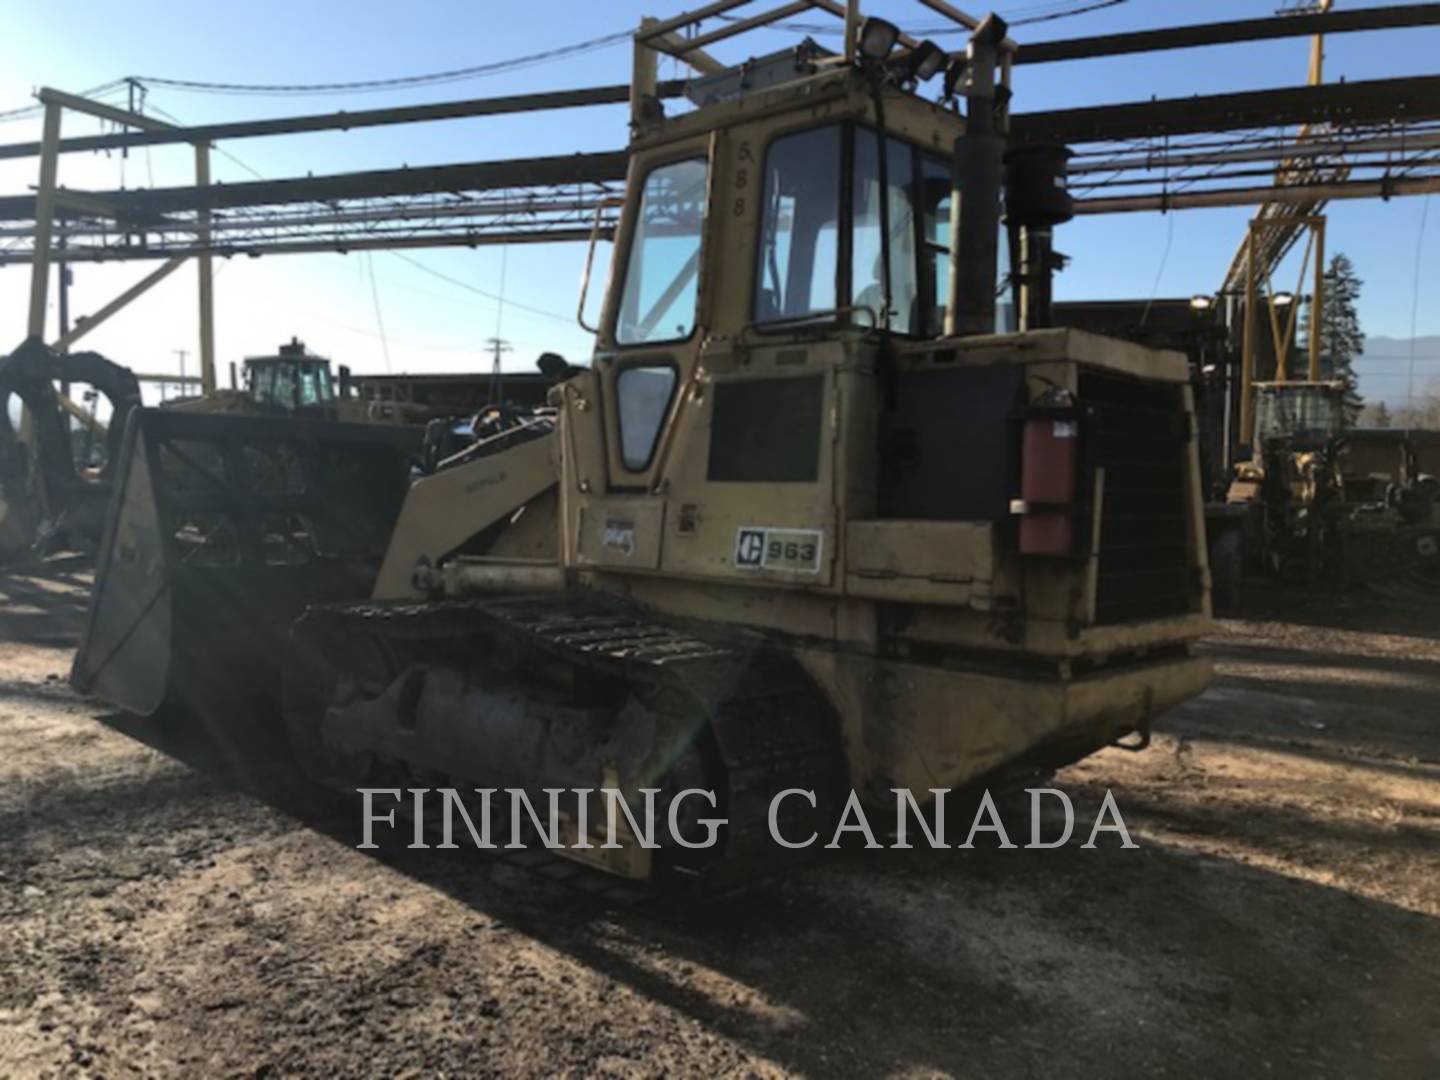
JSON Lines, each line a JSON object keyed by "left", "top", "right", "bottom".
{"left": 1009, "top": 498, "right": 1087, "bottom": 517}
{"left": 1013, "top": 398, "right": 1085, "bottom": 556}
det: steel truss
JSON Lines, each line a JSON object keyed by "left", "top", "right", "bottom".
{"left": 2, "top": 2, "right": 1439, "bottom": 392}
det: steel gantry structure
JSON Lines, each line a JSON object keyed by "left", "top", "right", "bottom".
{"left": 3, "top": 1, "right": 1440, "bottom": 395}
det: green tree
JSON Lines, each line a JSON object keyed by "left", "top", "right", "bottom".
{"left": 1301, "top": 252, "right": 1365, "bottom": 425}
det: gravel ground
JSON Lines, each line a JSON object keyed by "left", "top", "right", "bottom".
{"left": 0, "top": 558, "right": 1437, "bottom": 1077}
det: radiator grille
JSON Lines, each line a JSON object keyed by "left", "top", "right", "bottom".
{"left": 1082, "top": 371, "right": 1196, "bottom": 625}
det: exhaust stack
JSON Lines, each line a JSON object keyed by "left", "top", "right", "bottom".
{"left": 947, "top": 13, "right": 1009, "bottom": 337}
{"left": 1005, "top": 145, "right": 1074, "bottom": 331}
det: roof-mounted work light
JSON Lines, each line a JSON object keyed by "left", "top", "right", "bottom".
{"left": 858, "top": 17, "right": 901, "bottom": 61}
{"left": 897, "top": 40, "right": 948, "bottom": 84}
{"left": 942, "top": 56, "right": 967, "bottom": 101}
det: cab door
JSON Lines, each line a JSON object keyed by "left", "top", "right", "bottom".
{"left": 576, "top": 145, "right": 712, "bottom": 571}
{"left": 601, "top": 150, "right": 711, "bottom": 491}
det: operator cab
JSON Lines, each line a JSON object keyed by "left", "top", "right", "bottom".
{"left": 243, "top": 338, "right": 337, "bottom": 414}
{"left": 553, "top": 6, "right": 1205, "bottom": 636}
{"left": 1250, "top": 381, "right": 1346, "bottom": 452}
{"left": 587, "top": 24, "right": 1009, "bottom": 502}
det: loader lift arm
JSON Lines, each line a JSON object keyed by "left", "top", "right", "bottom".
{"left": 372, "top": 421, "right": 559, "bottom": 600}
{"left": 0, "top": 337, "right": 141, "bottom": 561}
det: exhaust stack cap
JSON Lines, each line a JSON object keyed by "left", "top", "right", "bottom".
{"left": 1005, "top": 145, "right": 1074, "bottom": 229}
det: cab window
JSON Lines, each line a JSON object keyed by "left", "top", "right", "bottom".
{"left": 919, "top": 153, "right": 953, "bottom": 335}
{"left": 754, "top": 125, "right": 953, "bottom": 336}
{"left": 616, "top": 158, "right": 708, "bottom": 345}
{"left": 247, "top": 363, "right": 273, "bottom": 404}
{"left": 852, "top": 133, "right": 919, "bottom": 333}
{"left": 616, "top": 364, "right": 677, "bottom": 470}
{"left": 299, "top": 365, "right": 322, "bottom": 406}
{"left": 273, "top": 363, "right": 298, "bottom": 410}
{"left": 754, "top": 125, "right": 842, "bottom": 323}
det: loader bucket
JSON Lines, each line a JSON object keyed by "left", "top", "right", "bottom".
{"left": 71, "top": 408, "right": 421, "bottom": 721}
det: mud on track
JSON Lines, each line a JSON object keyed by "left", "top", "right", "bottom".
{"left": 1, "top": 558, "right": 1437, "bottom": 1077}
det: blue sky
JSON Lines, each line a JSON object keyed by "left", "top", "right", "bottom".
{"left": 1, "top": 0, "right": 1437, "bottom": 404}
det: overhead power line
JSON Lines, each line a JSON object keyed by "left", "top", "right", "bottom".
{"left": 146, "top": 98, "right": 578, "bottom": 327}
{"left": 718, "top": 0, "right": 1128, "bottom": 35}
{"left": 1, "top": 1, "right": 1123, "bottom": 119}
{"left": 387, "top": 250, "right": 574, "bottom": 325}
{"left": 0, "top": 79, "right": 129, "bottom": 123}
{"left": 129, "top": 29, "right": 634, "bottom": 98}
{"left": 134, "top": 101, "right": 597, "bottom": 335}
{"left": 365, "top": 251, "right": 393, "bottom": 372}
{"left": 1008, "top": 0, "right": 1128, "bottom": 27}
{"left": 0, "top": 27, "right": 635, "bottom": 125}
{"left": 1007, "top": 0, "right": 1129, "bottom": 28}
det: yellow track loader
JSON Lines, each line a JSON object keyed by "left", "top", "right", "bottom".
{"left": 74, "top": 12, "right": 1213, "bottom": 883}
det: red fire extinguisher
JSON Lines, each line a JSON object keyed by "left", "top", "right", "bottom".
{"left": 1015, "top": 387, "right": 1081, "bottom": 556}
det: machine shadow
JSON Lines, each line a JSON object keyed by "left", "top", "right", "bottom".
{"left": 1205, "top": 639, "right": 1440, "bottom": 683}
{"left": 1219, "top": 579, "right": 1440, "bottom": 641}
{"left": 88, "top": 699, "right": 1440, "bottom": 1078}
{"left": 0, "top": 555, "right": 92, "bottom": 648}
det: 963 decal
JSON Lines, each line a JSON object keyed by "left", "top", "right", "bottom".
{"left": 734, "top": 527, "right": 823, "bottom": 573}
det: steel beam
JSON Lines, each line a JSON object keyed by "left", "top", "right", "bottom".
{"left": 0, "top": 10, "right": 1430, "bottom": 163}
{"left": 5, "top": 67, "right": 1433, "bottom": 167}
{"left": 914, "top": 0, "right": 980, "bottom": 31}
{"left": 48, "top": 188, "right": 185, "bottom": 233}
{"left": 194, "top": 143, "right": 216, "bottom": 395}
{"left": 37, "top": 86, "right": 176, "bottom": 133}
{"left": 1311, "top": 217, "right": 1326, "bottom": 382}
{"left": 0, "top": 151, "right": 631, "bottom": 221}
{"left": 633, "top": 19, "right": 662, "bottom": 128}
{"left": 50, "top": 256, "right": 188, "bottom": 350}
{"left": 637, "top": 0, "right": 755, "bottom": 41}
{"left": 0, "top": 84, "right": 685, "bottom": 162}
{"left": 0, "top": 226, "right": 608, "bottom": 266}
{"left": 676, "top": 1, "right": 812, "bottom": 53}
{"left": 1073, "top": 174, "right": 1440, "bottom": 214}
{"left": 26, "top": 102, "right": 62, "bottom": 339}
{"left": 1011, "top": 75, "right": 1440, "bottom": 145}
{"left": 1069, "top": 128, "right": 1440, "bottom": 175}
{"left": 57, "top": 393, "right": 106, "bottom": 433}
{"left": 134, "top": 372, "right": 203, "bottom": 385}
{"left": 808, "top": 0, "right": 921, "bottom": 48}
{"left": 5, "top": 194, "right": 613, "bottom": 241}
{"left": 53, "top": 189, "right": 141, "bottom": 218}
{"left": 1242, "top": 233, "right": 1258, "bottom": 443}
{"left": 1015, "top": 3, "right": 1440, "bottom": 64}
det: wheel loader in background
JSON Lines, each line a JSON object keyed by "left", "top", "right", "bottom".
{"left": 73, "top": 9, "right": 1214, "bottom": 883}
{"left": 1225, "top": 380, "right": 1440, "bottom": 585}
{"left": 161, "top": 338, "right": 348, "bottom": 419}
{"left": 0, "top": 331, "right": 564, "bottom": 562}
{"left": 1, "top": 337, "right": 370, "bottom": 563}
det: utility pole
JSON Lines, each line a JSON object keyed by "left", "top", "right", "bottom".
{"left": 173, "top": 348, "right": 190, "bottom": 402}
{"left": 484, "top": 336, "right": 511, "bottom": 404}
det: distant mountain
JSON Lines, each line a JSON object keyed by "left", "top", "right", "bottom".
{"left": 1354, "top": 336, "right": 1440, "bottom": 408}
